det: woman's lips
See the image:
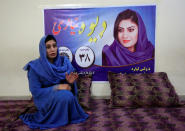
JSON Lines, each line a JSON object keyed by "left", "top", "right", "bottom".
{"left": 123, "top": 40, "right": 130, "bottom": 43}
{"left": 50, "top": 53, "right": 56, "bottom": 56}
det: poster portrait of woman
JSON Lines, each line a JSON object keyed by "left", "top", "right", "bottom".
{"left": 102, "top": 9, "right": 154, "bottom": 66}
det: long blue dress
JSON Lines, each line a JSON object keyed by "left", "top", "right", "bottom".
{"left": 19, "top": 36, "right": 88, "bottom": 129}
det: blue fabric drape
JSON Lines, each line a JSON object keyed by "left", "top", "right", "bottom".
{"left": 20, "top": 36, "right": 88, "bottom": 129}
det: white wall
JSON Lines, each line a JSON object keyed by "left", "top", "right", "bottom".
{"left": 0, "top": 0, "right": 185, "bottom": 99}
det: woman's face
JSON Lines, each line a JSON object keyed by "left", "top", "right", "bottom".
{"left": 45, "top": 40, "right": 57, "bottom": 60}
{"left": 118, "top": 19, "right": 138, "bottom": 52}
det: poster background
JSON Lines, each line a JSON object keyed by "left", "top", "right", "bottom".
{"left": 44, "top": 5, "right": 156, "bottom": 81}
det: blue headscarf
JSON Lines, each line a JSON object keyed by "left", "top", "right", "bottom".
{"left": 102, "top": 9, "right": 154, "bottom": 66}
{"left": 24, "top": 35, "right": 75, "bottom": 84}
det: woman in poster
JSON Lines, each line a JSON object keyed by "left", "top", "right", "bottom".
{"left": 102, "top": 9, "right": 154, "bottom": 66}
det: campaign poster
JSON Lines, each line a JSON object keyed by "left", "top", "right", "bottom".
{"left": 44, "top": 5, "right": 156, "bottom": 81}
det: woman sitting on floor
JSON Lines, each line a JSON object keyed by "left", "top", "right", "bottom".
{"left": 19, "top": 35, "right": 89, "bottom": 129}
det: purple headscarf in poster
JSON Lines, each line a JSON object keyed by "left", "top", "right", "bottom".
{"left": 102, "top": 9, "right": 154, "bottom": 66}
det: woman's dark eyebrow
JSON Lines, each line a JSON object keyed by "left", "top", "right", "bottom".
{"left": 118, "top": 27, "right": 124, "bottom": 29}
{"left": 127, "top": 26, "right": 136, "bottom": 29}
{"left": 118, "top": 25, "right": 136, "bottom": 29}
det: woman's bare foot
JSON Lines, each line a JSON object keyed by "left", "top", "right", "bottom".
{"left": 86, "top": 111, "right": 92, "bottom": 115}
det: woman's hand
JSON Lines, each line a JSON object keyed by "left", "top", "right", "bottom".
{"left": 57, "top": 84, "right": 71, "bottom": 90}
{"left": 66, "top": 72, "right": 78, "bottom": 84}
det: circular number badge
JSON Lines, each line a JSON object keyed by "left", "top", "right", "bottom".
{"left": 59, "top": 46, "right": 73, "bottom": 62}
{"left": 75, "top": 46, "right": 95, "bottom": 68}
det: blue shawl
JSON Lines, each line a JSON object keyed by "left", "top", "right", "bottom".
{"left": 24, "top": 36, "right": 77, "bottom": 95}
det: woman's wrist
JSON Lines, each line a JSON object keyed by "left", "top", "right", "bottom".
{"left": 54, "top": 84, "right": 72, "bottom": 91}
{"left": 53, "top": 84, "right": 59, "bottom": 91}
